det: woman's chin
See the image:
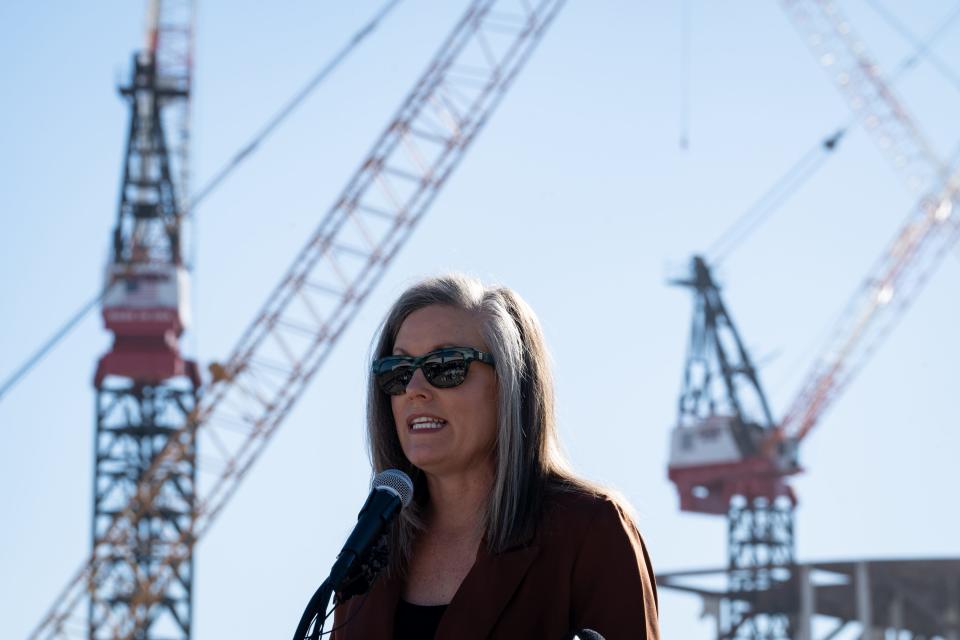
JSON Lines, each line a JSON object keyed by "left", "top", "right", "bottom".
{"left": 403, "top": 448, "right": 447, "bottom": 473}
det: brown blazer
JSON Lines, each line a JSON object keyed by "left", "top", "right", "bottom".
{"left": 331, "top": 490, "right": 659, "bottom": 640}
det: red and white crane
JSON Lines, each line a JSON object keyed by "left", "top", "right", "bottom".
{"left": 666, "top": 1, "right": 960, "bottom": 638}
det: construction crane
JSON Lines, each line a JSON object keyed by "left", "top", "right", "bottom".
{"left": 666, "top": 2, "right": 960, "bottom": 639}
{"left": 90, "top": 1, "right": 199, "bottom": 638}
{"left": 28, "top": 1, "right": 566, "bottom": 638}
{"left": 669, "top": 256, "right": 798, "bottom": 640}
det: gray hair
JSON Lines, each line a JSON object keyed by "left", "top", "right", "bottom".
{"left": 366, "top": 274, "right": 588, "bottom": 573}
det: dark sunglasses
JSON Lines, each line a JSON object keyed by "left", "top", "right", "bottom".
{"left": 372, "top": 347, "right": 495, "bottom": 396}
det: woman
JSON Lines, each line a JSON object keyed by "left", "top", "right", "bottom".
{"left": 333, "top": 274, "right": 659, "bottom": 639}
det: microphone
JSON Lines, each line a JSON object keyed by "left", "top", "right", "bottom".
{"left": 568, "top": 630, "right": 605, "bottom": 640}
{"left": 293, "top": 469, "right": 414, "bottom": 640}
{"left": 327, "top": 468, "right": 414, "bottom": 590}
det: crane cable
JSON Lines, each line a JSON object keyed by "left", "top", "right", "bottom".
{"left": 866, "top": 0, "right": 960, "bottom": 97}
{"left": 0, "top": 0, "right": 403, "bottom": 404}
{"left": 864, "top": 0, "right": 960, "bottom": 264}
{"left": 703, "top": 0, "right": 960, "bottom": 267}
{"left": 188, "top": 0, "right": 403, "bottom": 207}
{"left": 679, "top": 0, "right": 691, "bottom": 150}
{"left": 705, "top": 128, "right": 845, "bottom": 266}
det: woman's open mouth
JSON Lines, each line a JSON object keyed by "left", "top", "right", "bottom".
{"left": 409, "top": 416, "right": 447, "bottom": 431}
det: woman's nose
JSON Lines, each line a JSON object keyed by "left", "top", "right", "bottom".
{"left": 404, "top": 367, "right": 432, "bottom": 396}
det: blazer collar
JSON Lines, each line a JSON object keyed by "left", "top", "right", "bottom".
{"left": 437, "top": 541, "right": 540, "bottom": 640}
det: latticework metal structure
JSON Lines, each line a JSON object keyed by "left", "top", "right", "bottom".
{"left": 724, "top": 496, "right": 795, "bottom": 639}
{"left": 90, "top": 380, "right": 198, "bottom": 639}
{"left": 660, "top": 558, "right": 960, "bottom": 639}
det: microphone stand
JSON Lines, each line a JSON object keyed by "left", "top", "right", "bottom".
{"left": 293, "top": 577, "right": 335, "bottom": 640}
{"left": 293, "top": 550, "right": 361, "bottom": 639}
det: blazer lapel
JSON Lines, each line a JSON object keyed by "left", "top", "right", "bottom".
{"left": 340, "top": 572, "right": 401, "bottom": 640}
{"left": 437, "top": 542, "right": 540, "bottom": 640}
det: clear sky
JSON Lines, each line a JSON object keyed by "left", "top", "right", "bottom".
{"left": 2, "top": 1, "right": 959, "bottom": 638}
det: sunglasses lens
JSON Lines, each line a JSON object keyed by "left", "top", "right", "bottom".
{"left": 422, "top": 352, "right": 469, "bottom": 388}
{"left": 376, "top": 362, "right": 415, "bottom": 396}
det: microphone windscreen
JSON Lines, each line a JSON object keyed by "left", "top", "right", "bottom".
{"left": 372, "top": 469, "right": 414, "bottom": 507}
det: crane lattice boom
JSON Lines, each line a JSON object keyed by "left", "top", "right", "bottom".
{"left": 781, "top": 0, "right": 948, "bottom": 194}
{"left": 772, "top": 0, "right": 960, "bottom": 448}
{"left": 776, "top": 176, "right": 959, "bottom": 445}
{"left": 148, "top": 0, "right": 193, "bottom": 217}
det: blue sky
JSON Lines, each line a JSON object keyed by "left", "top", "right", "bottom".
{"left": 2, "top": 2, "right": 959, "bottom": 638}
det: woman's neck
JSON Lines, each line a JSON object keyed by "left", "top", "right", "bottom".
{"left": 424, "top": 467, "right": 493, "bottom": 537}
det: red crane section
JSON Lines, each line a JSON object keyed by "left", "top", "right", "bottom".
{"left": 95, "top": 0, "right": 196, "bottom": 388}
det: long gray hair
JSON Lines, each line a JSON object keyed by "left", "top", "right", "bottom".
{"left": 367, "top": 274, "right": 592, "bottom": 574}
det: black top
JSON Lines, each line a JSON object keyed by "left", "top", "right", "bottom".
{"left": 393, "top": 599, "right": 448, "bottom": 639}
